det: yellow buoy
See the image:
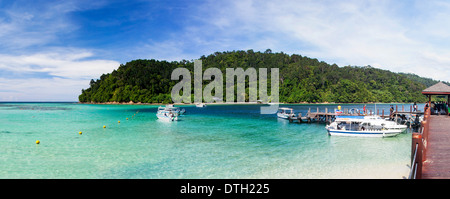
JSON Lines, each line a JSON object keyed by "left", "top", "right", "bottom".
{"left": 103, "top": 125, "right": 106, "bottom": 128}
{"left": 126, "top": 118, "right": 129, "bottom": 120}
{"left": 118, "top": 121, "right": 120, "bottom": 123}
{"left": 79, "top": 131, "right": 82, "bottom": 135}
{"left": 36, "top": 140, "right": 40, "bottom": 144}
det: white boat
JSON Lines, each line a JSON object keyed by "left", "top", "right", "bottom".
{"left": 156, "top": 112, "right": 175, "bottom": 122}
{"left": 277, "top": 107, "right": 295, "bottom": 119}
{"left": 325, "top": 116, "right": 406, "bottom": 137}
{"left": 195, "top": 103, "right": 206, "bottom": 108}
{"left": 156, "top": 106, "right": 184, "bottom": 121}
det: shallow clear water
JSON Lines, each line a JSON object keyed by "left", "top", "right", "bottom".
{"left": 0, "top": 103, "right": 420, "bottom": 179}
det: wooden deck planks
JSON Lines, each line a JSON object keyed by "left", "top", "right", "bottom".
{"left": 422, "top": 115, "right": 450, "bottom": 179}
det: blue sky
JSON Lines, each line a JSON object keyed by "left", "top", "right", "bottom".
{"left": 1, "top": 0, "right": 450, "bottom": 101}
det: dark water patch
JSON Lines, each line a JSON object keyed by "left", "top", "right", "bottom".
{"left": 0, "top": 104, "right": 71, "bottom": 111}
{"left": 0, "top": 104, "right": 15, "bottom": 108}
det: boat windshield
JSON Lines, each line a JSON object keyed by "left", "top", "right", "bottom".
{"left": 278, "top": 108, "right": 293, "bottom": 114}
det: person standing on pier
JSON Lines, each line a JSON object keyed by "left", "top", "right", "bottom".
{"left": 390, "top": 105, "right": 394, "bottom": 120}
{"left": 445, "top": 102, "right": 450, "bottom": 115}
{"left": 431, "top": 102, "right": 436, "bottom": 114}
{"left": 363, "top": 104, "right": 366, "bottom": 114}
{"left": 413, "top": 102, "right": 418, "bottom": 112}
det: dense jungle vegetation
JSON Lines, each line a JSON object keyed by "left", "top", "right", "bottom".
{"left": 79, "top": 50, "right": 437, "bottom": 104}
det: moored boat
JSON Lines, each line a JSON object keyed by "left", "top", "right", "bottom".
{"left": 156, "top": 112, "right": 175, "bottom": 122}
{"left": 277, "top": 107, "right": 295, "bottom": 119}
{"left": 195, "top": 103, "right": 206, "bottom": 108}
{"left": 325, "top": 116, "right": 406, "bottom": 137}
{"left": 156, "top": 105, "right": 184, "bottom": 121}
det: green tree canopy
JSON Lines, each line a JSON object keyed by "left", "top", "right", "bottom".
{"left": 79, "top": 50, "right": 435, "bottom": 103}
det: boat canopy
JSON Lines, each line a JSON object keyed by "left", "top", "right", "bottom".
{"left": 158, "top": 106, "right": 181, "bottom": 112}
{"left": 278, "top": 107, "right": 294, "bottom": 113}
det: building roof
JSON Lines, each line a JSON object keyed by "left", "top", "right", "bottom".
{"left": 422, "top": 82, "right": 450, "bottom": 95}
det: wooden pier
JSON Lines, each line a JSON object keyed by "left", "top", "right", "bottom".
{"left": 422, "top": 115, "right": 450, "bottom": 178}
{"left": 409, "top": 81, "right": 450, "bottom": 179}
{"left": 409, "top": 107, "right": 450, "bottom": 179}
{"left": 288, "top": 105, "right": 423, "bottom": 126}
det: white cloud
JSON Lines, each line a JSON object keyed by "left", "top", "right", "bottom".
{"left": 0, "top": 49, "right": 120, "bottom": 101}
{"left": 0, "top": 49, "right": 119, "bottom": 79}
{"left": 0, "top": 77, "right": 87, "bottom": 102}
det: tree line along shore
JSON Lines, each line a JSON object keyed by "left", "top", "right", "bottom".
{"left": 79, "top": 49, "right": 446, "bottom": 104}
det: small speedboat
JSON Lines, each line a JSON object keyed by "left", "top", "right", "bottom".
{"left": 277, "top": 107, "right": 295, "bottom": 119}
{"left": 156, "top": 113, "right": 175, "bottom": 122}
{"left": 195, "top": 103, "right": 206, "bottom": 108}
{"left": 156, "top": 106, "right": 181, "bottom": 122}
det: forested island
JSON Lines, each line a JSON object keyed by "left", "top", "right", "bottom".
{"left": 79, "top": 50, "right": 442, "bottom": 104}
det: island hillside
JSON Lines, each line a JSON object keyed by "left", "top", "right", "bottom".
{"left": 79, "top": 50, "right": 443, "bottom": 104}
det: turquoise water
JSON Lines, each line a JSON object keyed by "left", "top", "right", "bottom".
{"left": 0, "top": 103, "right": 418, "bottom": 179}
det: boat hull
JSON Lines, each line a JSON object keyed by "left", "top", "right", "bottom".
{"left": 277, "top": 113, "right": 293, "bottom": 119}
{"left": 156, "top": 114, "right": 174, "bottom": 122}
{"left": 327, "top": 129, "right": 402, "bottom": 138}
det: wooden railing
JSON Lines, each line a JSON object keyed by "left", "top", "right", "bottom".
{"left": 409, "top": 107, "right": 431, "bottom": 179}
